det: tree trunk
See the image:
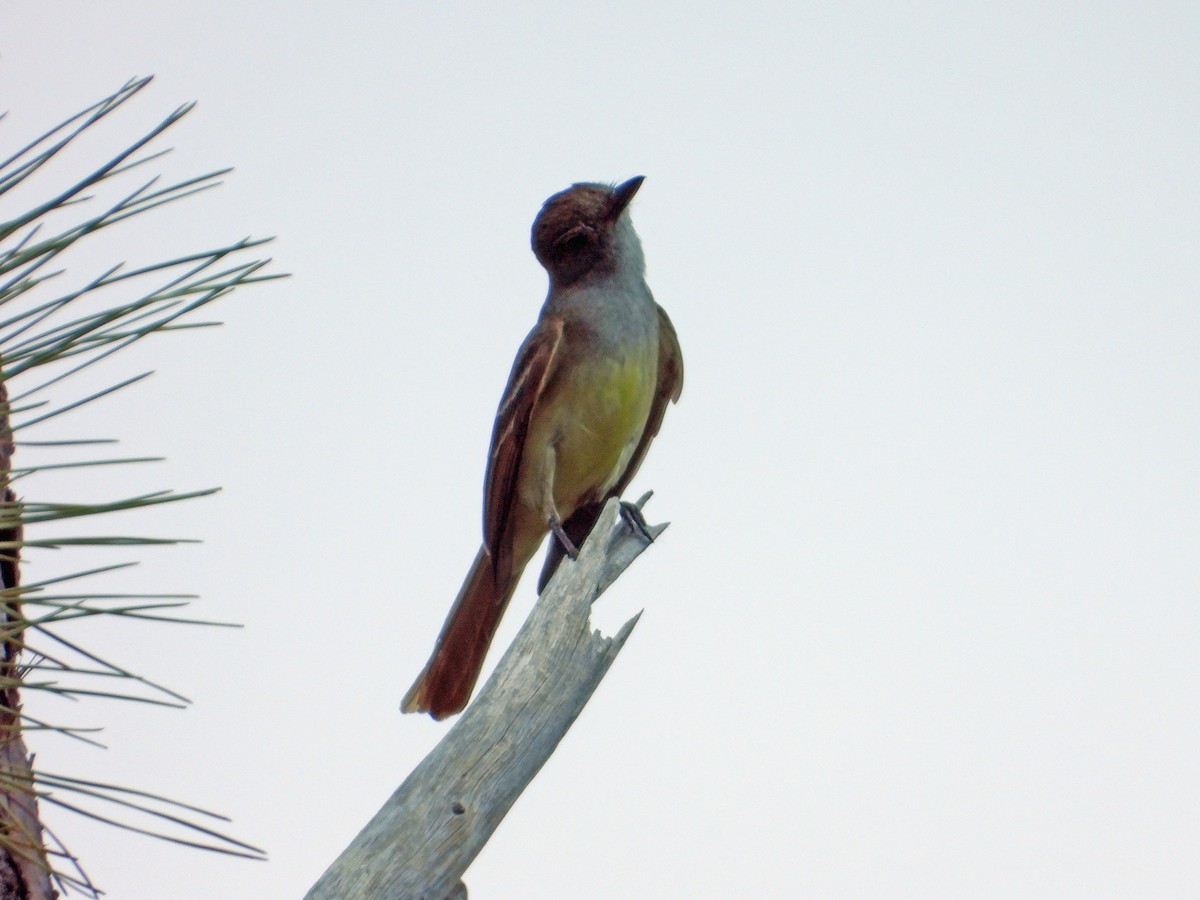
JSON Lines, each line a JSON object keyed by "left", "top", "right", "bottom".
{"left": 0, "top": 379, "right": 56, "bottom": 900}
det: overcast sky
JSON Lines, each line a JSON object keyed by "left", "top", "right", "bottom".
{"left": 2, "top": 3, "right": 1198, "bottom": 898}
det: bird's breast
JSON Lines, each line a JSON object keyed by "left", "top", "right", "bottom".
{"left": 524, "top": 338, "right": 658, "bottom": 516}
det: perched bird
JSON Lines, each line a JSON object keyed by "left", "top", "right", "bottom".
{"left": 402, "top": 176, "right": 683, "bottom": 720}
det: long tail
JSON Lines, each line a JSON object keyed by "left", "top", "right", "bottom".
{"left": 402, "top": 546, "right": 522, "bottom": 720}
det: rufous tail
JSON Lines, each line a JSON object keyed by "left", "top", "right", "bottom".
{"left": 402, "top": 546, "right": 520, "bottom": 720}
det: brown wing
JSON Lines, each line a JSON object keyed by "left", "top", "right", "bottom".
{"left": 482, "top": 315, "right": 564, "bottom": 575}
{"left": 536, "top": 304, "right": 683, "bottom": 592}
{"left": 612, "top": 303, "right": 684, "bottom": 496}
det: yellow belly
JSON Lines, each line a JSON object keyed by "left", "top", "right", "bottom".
{"left": 520, "top": 345, "right": 656, "bottom": 520}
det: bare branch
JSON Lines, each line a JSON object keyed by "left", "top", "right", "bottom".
{"left": 307, "top": 497, "right": 667, "bottom": 900}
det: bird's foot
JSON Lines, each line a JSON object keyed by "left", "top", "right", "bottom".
{"left": 619, "top": 496, "right": 655, "bottom": 543}
{"left": 548, "top": 514, "right": 580, "bottom": 559}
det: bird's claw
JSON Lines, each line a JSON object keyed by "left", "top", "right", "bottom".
{"left": 619, "top": 500, "right": 655, "bottom": 543}
{"left": 548, "top": 514, "right": 580, "bottom": 559}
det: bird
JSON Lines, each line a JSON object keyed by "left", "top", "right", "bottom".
{"left": 401, "top": 176, "right": 683, "bottom": 720}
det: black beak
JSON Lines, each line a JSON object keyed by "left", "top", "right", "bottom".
{"left": 606, "top": 175, "right": 645, "bottom": 221}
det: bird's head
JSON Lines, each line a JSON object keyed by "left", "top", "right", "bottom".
{"left": 531, "top": 176, "right": 645, "bottom": 288}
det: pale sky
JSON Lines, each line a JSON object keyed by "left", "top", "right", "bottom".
{"left": 1, "top": 3, "right": 1197, "bottom": 898}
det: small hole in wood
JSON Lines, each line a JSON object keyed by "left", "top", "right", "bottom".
{"left": 451, "top": 801, "right": 466, "bottom": 815}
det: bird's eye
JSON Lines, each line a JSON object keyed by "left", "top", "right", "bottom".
{"left": 554, "top": 225, "right": 592, "bottom": 252}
